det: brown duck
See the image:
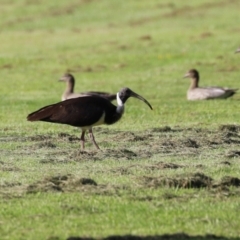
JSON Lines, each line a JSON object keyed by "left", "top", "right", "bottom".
{"left": 59, "top": 73, "right": 116, "bottom": 101}
{"left": 183, "top": 69, "right": 237, "bottom": 100}
{"left": 235, "top": 47, "right": 240, "bottom": 53}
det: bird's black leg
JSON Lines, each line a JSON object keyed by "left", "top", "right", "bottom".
{"left": 89, "top": 128, "right": 100, "bottom": 149}
{"left": 80, "top": 130, "right": 86, "bottom": 150}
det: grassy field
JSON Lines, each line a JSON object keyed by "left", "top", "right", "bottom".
{"left": 1, "top": 0, "right": 240, "bottom": 239}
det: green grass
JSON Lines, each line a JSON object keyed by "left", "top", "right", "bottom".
{"left": 1, "top": 193, "right": 240, "bottom": 239}
{"left": 1, "top": 0, "right": 240, "bottom": 239}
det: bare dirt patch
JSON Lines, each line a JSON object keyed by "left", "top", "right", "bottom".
{"left": 140, "top": 173, "right": 240, "bottom": 190}
{"left": 26, "top": 174, "right": 97, "bottom": 194}
{"left": 0, "top": 166, "right": 22, "bottom": 172}
{"left": 69, "top": 148, "right": 138, "bottom": 161}
{"left": 109, "top": 162, "right": 183, "bottom": 176}
{"left": 145, "top": 162, "right": 183, "bottom": 170}
{"left": 218, "top": 124, "right": 240, "bottom": 132}
{"left": 111, "top": 131, "right": 146, "bottom": 142}
{"left": 140, "top": 173, "right": 213, "bottom": 189}
{"left": 226, "top": 150, "right": 240, "bottom": 158}
{"left": 28, "top": 134, "right": 53, "bottom": 141}
{"left": 13, "top": 124, "right": 240, "bottom": 161}
{"left": 150, "top": 126, "right": 173, "bottom": 133}
{"left": 35, "top": 141, "right": 57, "bottom": 149}
{"left": 213, "top": 176, "right": 240, "bottom": 188}
{"left": 1, "top": 174, "right": 125, "bottom": 198}
{"left": 0, "top": 181, "right": 23, "bottom": 199}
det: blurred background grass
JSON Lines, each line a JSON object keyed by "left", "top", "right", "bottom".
{"left": 1, "top": 0, "right": 240, "bottom": 133}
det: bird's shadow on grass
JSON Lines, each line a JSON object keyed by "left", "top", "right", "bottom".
{"left": 66, "top": 233, "right": 240, "bottom": 240}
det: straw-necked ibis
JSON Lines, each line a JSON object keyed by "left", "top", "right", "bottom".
{"left": 59, "top": 73, "right": 116, "bottom": 101}
{"left": 27, "top": 87, "right": 152, "bottom": 150}
{"left": 183, "top": 69, "right": 237, "bottom": 100}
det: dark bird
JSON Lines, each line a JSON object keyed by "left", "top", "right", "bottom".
{"left": 59, "top": 73, "right": 116, "bottom": 101}
{"left": 183, "top": 69, "right": 238, "bottom": 100}
{"left": 235, "top": 47, "right": 240, "bottom": 53}
{"left": 27, "top": 87, "right": 152, "bottom": 150}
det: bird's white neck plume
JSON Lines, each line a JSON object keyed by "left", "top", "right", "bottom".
{"left": 117, "top": 93, "right": 123, "bottom": 106}
{"left": 116, "top": 92, "right": 124, "bottom": 114}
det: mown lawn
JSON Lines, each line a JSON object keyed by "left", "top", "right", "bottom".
{"left": 1, "top": 0, "right": 240, "bottom": 239}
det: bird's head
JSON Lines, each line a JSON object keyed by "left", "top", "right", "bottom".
{"left": 59, "top": 73, "right": 74, "bottom": 82}
{"left": 117, "top": 87, "right": 152, "bottom": 110}
{"left": 183, "top": 69, "right": 199, "bottom": 79}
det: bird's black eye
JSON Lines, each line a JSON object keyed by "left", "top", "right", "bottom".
{"left": 125, "top": 88, "right": 131, "bottom": 95}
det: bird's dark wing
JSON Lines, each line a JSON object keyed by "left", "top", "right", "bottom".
{"left": 27, "top": 96, "right": 113, "bottom": 127}
{"left": 81, "top": 91, "right": 116, "bottom": 101}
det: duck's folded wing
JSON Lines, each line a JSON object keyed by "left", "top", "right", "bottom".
{"left": 202, "top": 87, "right": 235, "bottom": 99}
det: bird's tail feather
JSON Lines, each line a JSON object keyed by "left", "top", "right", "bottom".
{"left": 27, "top": 104, "right": 56, "bottom": 121}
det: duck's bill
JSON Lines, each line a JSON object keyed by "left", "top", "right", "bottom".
{"left": 59, "top": 77, "right": 66, "bottom": 81}
{"left": 183, "top": 72, "right": 190, "bottom": 78}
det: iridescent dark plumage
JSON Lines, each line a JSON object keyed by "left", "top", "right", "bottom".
{"left": 27, "top": 87, "right": 152, "bottom": 150}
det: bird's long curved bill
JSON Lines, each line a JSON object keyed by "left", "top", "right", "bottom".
{"left": 131, "top": 91, "right": 153, "bottom": 110}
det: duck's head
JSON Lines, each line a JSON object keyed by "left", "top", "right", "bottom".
{"left": 183, "top": 69, "right": 199, "bottom": 79}
{"left": 59, "top": 73, "right": 74, "bottom": 82}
